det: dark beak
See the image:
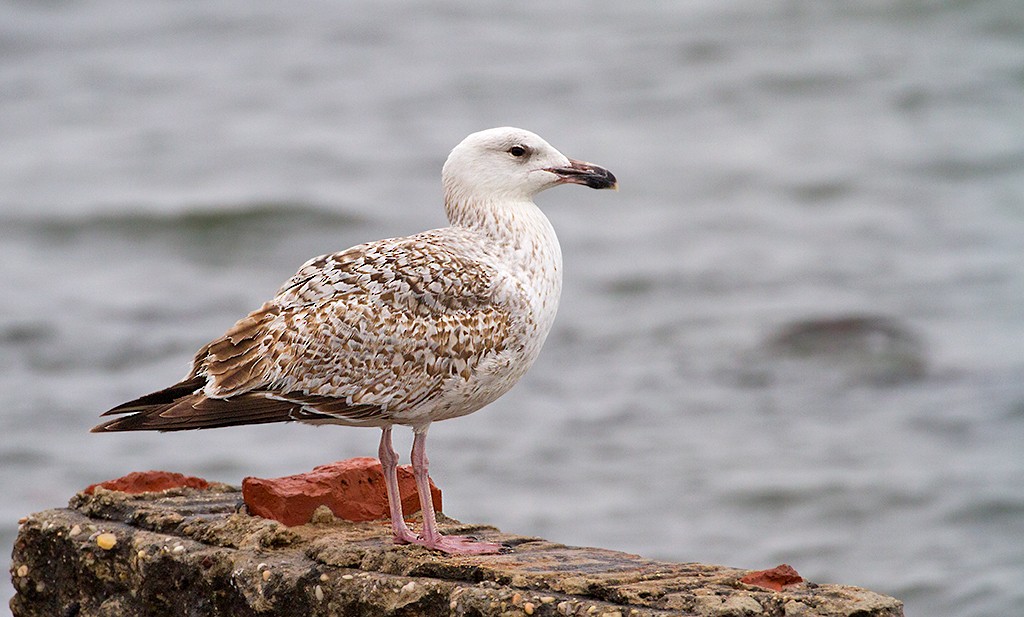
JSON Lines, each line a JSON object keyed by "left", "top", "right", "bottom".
{"left": 547, "top": 159, "right": 618, "bottom": 190}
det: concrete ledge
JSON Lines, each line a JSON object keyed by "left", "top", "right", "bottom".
{"left": 10, "top": 486, "right": 903, "bottom": 616}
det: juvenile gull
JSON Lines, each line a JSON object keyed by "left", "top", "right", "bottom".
{"left": 93, "top": 127, "right": 617, "bottom": 554}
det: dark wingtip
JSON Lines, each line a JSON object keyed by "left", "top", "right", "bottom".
{"left": 91, "top": 414, "right": 143, "bottom": 433}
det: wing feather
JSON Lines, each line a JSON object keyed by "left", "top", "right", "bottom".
{"left": 95, "top": 229, "right": 520, "bottom": 433}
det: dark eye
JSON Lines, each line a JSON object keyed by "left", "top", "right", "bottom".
{"left": 508, "top": 145, "right": 527, "bottom": 157}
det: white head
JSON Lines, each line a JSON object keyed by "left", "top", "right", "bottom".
{"left": 442, "top": 127, "right": 617, "bottom": 207}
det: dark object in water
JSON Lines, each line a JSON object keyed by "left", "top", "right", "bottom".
{"left": 764, "top": 315, "right": 927, "bottom": 385}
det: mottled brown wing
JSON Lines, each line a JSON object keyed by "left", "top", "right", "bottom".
{"left": 95, "top": 230, "right": 517, "bottom": 432}
{"left": 200, "top": 232, "right": 516, "bottom": 407}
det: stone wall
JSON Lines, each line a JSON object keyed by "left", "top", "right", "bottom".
{"left": 10, "top": 484, "right": 903, "bottom": 616}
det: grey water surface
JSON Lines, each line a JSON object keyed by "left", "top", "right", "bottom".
{"left": 2, "top": 2, "right": 1023, "bottom": 616}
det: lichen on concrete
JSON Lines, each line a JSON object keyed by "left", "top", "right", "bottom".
{"left": 10, "top": 486, "right": 903, "bottom": 616}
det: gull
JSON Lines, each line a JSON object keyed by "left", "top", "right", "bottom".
{"left": 93, "top": 127, "right": 617, "bottom": 554}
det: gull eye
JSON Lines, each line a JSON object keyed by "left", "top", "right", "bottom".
{"left": 507, "top": 145, "right": 528, "bottom": 158}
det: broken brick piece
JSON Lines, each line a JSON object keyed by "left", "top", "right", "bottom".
{"left": 740, "top": 564, "right": 804, "bottom": 591}
{"left": 84, "top": 470, "right": 210, "bottom": 495}
{"left": 242, "top": 457, "right": 443, "bottom": 527}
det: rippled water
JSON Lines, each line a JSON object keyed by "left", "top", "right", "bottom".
{"left": 3, "top": 2, "right": 1024, "bottom": 616}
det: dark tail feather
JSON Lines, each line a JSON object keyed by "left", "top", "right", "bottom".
{"left": 91, "top": 391, "right": 308, "bottom": 433}
{"left": 94, "top": 379, "right": 389, "bottom": 433}
{"left": 100, "top": 377, "right": 207, "bottom": 417}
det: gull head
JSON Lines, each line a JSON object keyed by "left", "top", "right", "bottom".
{"left": 442, "top": 127, "right": 617, "bottom": 205}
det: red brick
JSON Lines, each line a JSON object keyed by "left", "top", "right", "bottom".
{"left": 242, "top": 457, "right": 442, "bottom": 526}
{"left": 84, "top": 470, "right": 210, "bottom": 495}
{"left": 740, "top": 564, "right": 804, "bottom": 591}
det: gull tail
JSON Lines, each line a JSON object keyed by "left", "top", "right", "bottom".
{"left": 92, "top": 378, "right": 387, "bottom": 433}
{"left": 92, "top": 377, "right": 296, "bottom": 433}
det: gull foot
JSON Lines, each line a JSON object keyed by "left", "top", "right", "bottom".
{"left": 415, "top": 534, "right": 505, "bottom": 555}
{"left": 391, "top": 528, "right": 420, "bottom": 545}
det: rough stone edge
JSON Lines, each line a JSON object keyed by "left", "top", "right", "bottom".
{"left": 10, "top": 490, "right": 904, "bottom": 617}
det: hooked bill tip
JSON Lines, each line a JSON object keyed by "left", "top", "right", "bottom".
{"left": 549, "top": 160, "right": 618, "bottom": 190}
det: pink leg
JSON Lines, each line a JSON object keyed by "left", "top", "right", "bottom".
{"left": 409, "top": 426, "right": 503, "bottom": 555}
{"left": 378, "top": 426, "right": 418, "bottom": 545}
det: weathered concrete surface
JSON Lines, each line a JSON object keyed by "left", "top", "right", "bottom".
{"left": 10, "top": 486, "right": 903, "bottom": 616}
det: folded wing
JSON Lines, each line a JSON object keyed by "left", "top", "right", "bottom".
{"left": 93, "top": 230, "right": 516, "bottom": 432}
